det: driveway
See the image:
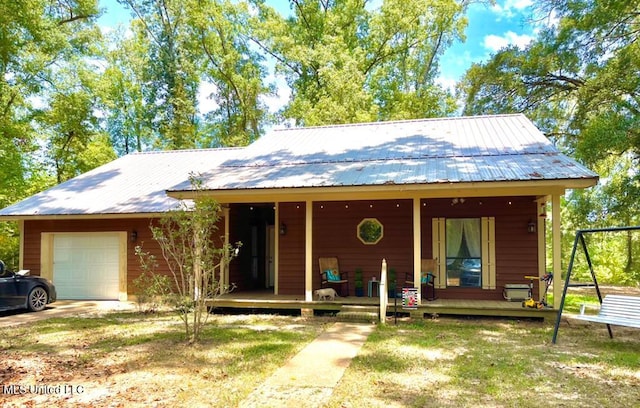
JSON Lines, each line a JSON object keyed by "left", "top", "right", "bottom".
{"left": 0, "top": 300, "right": 136, "bottom": 328}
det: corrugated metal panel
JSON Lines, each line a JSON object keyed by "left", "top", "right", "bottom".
{"left": 186, "top": 153, "right": 593, "bottom": 191}
{"left": 0, "top": 114, "right": 598, "bottom": 218}
{"left": 189, "top": 114, "right": 597, "bottom": 191}
{"left": 0, "top": 148, "right": 240, "bottom": 216}
{"left": 225, "top": 114, "right": 555, "bottom": 167}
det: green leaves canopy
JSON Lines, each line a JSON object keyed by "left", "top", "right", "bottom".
{"left": 458, "top": 0, "right": 640, "bottom": 278}
{"left": 251, "top": 0, "right": 467, "bottom": 126}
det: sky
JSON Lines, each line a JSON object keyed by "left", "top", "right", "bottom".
{"left": 97, "top": 0, "right": 539, "bottom": 114}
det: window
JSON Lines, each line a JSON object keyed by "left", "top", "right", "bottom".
{"left": 432, "top": 217, "right": 495, "bottom": 290}
{"left": 357, "top": 218, "right": 383, "bottom": 245}
{"left": 446, "top": 218, "right": 482, "bottom": 288}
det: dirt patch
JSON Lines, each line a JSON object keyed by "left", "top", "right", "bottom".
{"left": 0, "top": 313, "right": 326, "bottom": 408}
{"left": 571, "top": 285, "right": 640, "bottom": 297}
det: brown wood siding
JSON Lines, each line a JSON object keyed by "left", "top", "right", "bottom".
{"left": 276, "top": 196, "right": 539, "bottom": 299}
{"left": 22, "top": 195, "right": 539, "bottom": 301}
{"left": 421, "top": 196, "right": 539, "bottom": 300}
{"left": 24, "top": 218, "right": 158, "bottom": 297}
{"left": 24, "top": 216, "right": 226, "bottom": 297}
{"left": 278, "top": 202, "right": 306, "bottom": 295}
{"left": 312, "top": 200, "right": 414, "bottom": 296}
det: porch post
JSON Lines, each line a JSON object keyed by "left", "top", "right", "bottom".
{"left": 536, "top": 198, "right": 548, "bottom": 301}
{"left": 274, "top": 202, "right": 280, "bottom": 295}
{"left": 380, "top": 258, "right": 387, "bottom": 324}
{"left": 305, "top": 200, "right": 313, "bottom": 302}
{"left": 18, "top": 220, "right": 24, "bottom": 270}
{"left": 413, "top": 197, "right": 422, "bottom": 304}
{"left": 552, "top": 194, "right": 562, "bottom": 309}
{"left": 222, "top": 206, "right": 230, "bottom": 289}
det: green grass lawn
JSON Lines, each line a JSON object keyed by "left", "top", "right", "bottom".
{"left": 328, "top": 316, "right": 639, "bottom": 407}
{"left": 0, "top": 312, "right": 327, "bottom": 407}
{"left": 1, "top": 302, "right": 638, "bottom": 407}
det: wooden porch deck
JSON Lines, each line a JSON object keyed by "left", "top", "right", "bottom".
{"left": 207, "top": 291, "right": 556, "bottom": 320}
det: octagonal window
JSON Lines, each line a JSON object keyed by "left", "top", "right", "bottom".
{"left": 357, "top": 218, "right": 383, "bottom": 245}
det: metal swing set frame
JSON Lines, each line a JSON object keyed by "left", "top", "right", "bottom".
{"left": 551, "top": 225, "right": 640, "bottom": 344}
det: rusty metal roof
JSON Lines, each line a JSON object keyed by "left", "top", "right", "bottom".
{"left": 176, "top": 114, "right": 597, "bottom": 191}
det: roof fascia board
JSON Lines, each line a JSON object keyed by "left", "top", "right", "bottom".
{"left": 0, "top": 212, "right": 169, "bottom": 221}
{"left": 168, "top": 181, "right": 581, "bottom": 204}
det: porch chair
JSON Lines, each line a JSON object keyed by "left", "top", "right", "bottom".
{"left": 405, "top": 258, "right": 437, "bottom": 301}
{"left": 318, "top": 257, "right": 350, "bottom": 297}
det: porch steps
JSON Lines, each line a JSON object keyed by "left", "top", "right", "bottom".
{"left": 336, "top": 305, "right": 379, "bottom": 323}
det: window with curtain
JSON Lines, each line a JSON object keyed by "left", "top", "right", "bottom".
{"left": 446, "top": 218, "right": 481, "bottom": 287}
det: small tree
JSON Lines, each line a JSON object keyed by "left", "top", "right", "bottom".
{"left": 132, "top": 247, "right": 171, "bottom": 313}
{"left": 142, "top": 174, "right": 240, "bottom": 343}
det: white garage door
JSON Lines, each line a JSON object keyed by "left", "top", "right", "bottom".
{"left": 53, "top": 233, "right": 120, "bottom": 300}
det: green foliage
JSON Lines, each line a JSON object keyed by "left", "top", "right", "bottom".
{"left": 41, "top": 83, "right": 116, "bottom": 183}
{"left": 98, "top": 24, "right": 154, "bottom": 155}
{"left": 132, "top": 246, "right": 172, "bottom": 313}
{"left": 131, "top": 270, "right": 172, "bottom": 313}
{"left": 139, "top": 173, "right": 241, "bottom": 343}
{"left": 0, "top": 222, "right": 19, "bottom": 270}
{"left": 388, "top": 267, "right": 396, "bottom": 290}
{"left": 118, "top": 0, "right": 200, "bottom": 150}
{"left": 188, "top": 0, "right": 271, "bottom": 146}
{"left": 251, "top": 0, "right": 465, "bottom": 126}
{"left": 354, "top": 268, "right": 363, "bottom": 289}
{"left": 459, "top": 0, "right": 640, "bottom": 285}
{"left": 0, "top": 0, "right": 102, "bottom": 188}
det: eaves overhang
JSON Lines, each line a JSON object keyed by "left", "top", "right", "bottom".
{"left": 167, "top": 177, "right": 598, "bottom": 204}
{"left": 0, "top": 212, "right": 170, "bottom": 221}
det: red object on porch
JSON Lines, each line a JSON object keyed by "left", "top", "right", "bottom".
{"left": 318, "top": 257, "right": 350, "bottom": 297}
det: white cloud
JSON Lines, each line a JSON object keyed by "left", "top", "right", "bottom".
{"left": 483, "top": 31, "right": 533, "bottom": 52}
{"left": 435, "top": 76, "right": 457, "bottom": 93}
{"left": 507, "top": 0, "right": 534, "bottom": 10}
{"left": 538, "top": 8, "right": 560, "bottom": 30}
{"left": 29, "top": 95, "right": 47, "bottom": 110}
{"left": 491, "top": 0, "right": 533, "bottom": 17}
{"left": 261, "top": 75, "right": 290, "bottom": 114}
{"left": 197, "top": 81, "right": 220, "bottom": 114}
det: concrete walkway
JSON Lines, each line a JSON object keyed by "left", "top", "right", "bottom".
{"left": 239, "top": 322, "right": 375, "bottom": 408}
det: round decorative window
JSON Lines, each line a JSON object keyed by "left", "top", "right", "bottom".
{"left": 357, "top": 218, "right": 383, "bottom": 245}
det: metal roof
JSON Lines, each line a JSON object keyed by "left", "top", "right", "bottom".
{"left": 0, "top": 114, "right": 598, "bottom": 218}
{"left": 171, "top": 114, "right": 598, "bottom": 192}
{"left": 0, "top": 148, "right": 239, "bottom": 217}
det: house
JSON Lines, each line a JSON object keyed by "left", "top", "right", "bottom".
{"left": 0, "top": 114, "right": 598, "bottom": 310}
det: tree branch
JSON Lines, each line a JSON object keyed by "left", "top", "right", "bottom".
{"left": 57, "top": 14, "right": 95, "bottom": 25}
{"left": 248, "top": 37, "right": 302, "bottom": 76}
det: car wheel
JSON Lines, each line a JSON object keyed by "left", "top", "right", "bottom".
{"left": 27, "top": 287, "right": 48, "bottom": 312}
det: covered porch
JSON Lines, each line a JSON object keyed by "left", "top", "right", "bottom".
{"left": 207, "top": 291, "right": 557, "bottom": 321}
{"left": 217, "top": 194, "right": 564, "bottom": 309}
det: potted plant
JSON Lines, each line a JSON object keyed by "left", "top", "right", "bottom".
{"left": 354, "top": 268, "right": 364, "bottom": 297}
{"left": 388, "top": 268, "right": 397, "bottom": 298}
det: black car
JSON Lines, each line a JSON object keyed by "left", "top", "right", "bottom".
{"left": 0, "top": 260, "right": 57, "bottom": 312}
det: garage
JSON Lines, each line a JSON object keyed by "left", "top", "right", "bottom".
{"left": 53, "top": 233, "right": 121, "bottom": 300}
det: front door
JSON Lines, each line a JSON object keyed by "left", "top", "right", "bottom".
{"left": 235, "top": 204, "right": 275, "bottom": 290}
